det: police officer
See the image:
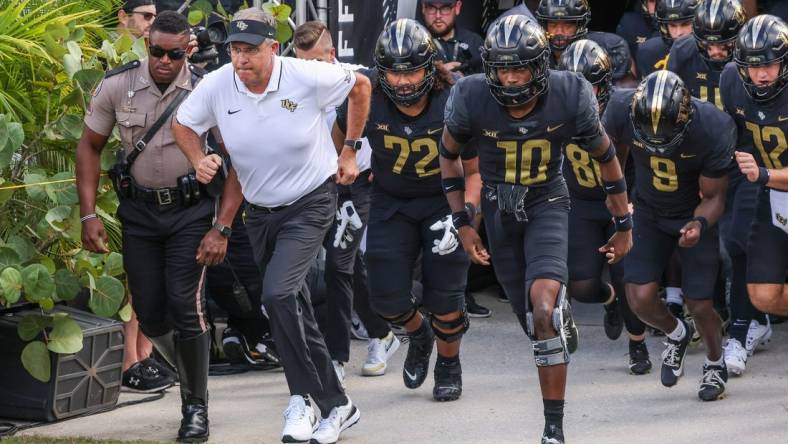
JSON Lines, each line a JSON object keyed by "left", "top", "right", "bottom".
{"left": 173, "top": 8, "right": 371, "bottom": 444}
{"left": 76, "top": 11, "right": 212, "bottom": 443}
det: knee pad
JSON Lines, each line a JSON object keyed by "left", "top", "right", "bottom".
{"left": 523, "top": 281, "right": 571, "bottom": 367}
{"left": 380, "top": 308, "right": 418, "bottom": 327}
{"left": 430, "top": 311, "right": 469, "bottom": 343}
{"left": 532, "top": 335, "right": 570, "bottom": 367}
{"left": 522, "top": 281, "right": 567, "bottom": 336}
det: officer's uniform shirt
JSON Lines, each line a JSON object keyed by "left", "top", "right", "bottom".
{"left": 720, "top": 62, "right": 788, "bottom": 172}
{"left": 432, "top": 27, "right": 485, "bottom": 75}
{"left": 616, "top": 11, "right": 659, "bottom": 61}
{"left": 177, "top": 56, "right": 356, "bottom": 208}
{"left": 667, "top": 35, "right": 723, "bottom": 109}
{"left": 336, "top": 69, "right": 470, "bottom": 199}
{"left": 602, "top": 87, "right": 735, "bottom": 218}
{"left": 84, "top": 58, "right": 197, "bottom": 189}
{"left": 636, "top": 36, "right": 671, "bottom": 78}
{"left": 445, "top": 70, "right": 601, "bottom": 191}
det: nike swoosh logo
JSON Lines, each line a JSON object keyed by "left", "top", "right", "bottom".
{"left": 548, "top": 196, "right": 562, "bottom": 202}
{"left": 445, "top": 185, "right": 454, "bottom": 191}
{"left": 427, "top": 128, "right": 442, "bottom": 135}
{"left": 547, "top": 123, "right": 565, "bottom": 132}
{"left": 228, "top": 109, "right": 241, "bottom": 114}
{"left": 604, "top": 185, "right": 615, "bottom": 190}
{"left": 404, "top": 369, "right": 418, "bottom": 382}
{"left": 680, "top": 153, "right": 696, "bottom": 158}
{"left": 779, "top": 116, "right": 788, "bottom": 122}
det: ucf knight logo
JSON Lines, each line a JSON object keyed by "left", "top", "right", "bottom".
{"left": 280, "top": 99, "right": 298, "bottom": 112}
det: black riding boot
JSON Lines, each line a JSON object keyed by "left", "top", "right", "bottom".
{"left": 175, "top": 331, "right": 210, "bottom": 443}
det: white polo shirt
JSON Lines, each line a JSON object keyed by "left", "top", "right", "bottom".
{"left": 177, "top": 56, "right": 356, "bottom": 207}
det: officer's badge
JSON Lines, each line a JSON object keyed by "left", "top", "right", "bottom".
{"left": 280, "top": 99, "right": 298, "bottom": 112}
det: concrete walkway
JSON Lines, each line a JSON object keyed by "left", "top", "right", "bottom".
{"left": 20, "top": 292, "right": 788, "bottom": 443}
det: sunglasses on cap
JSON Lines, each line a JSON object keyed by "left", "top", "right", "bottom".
{"left": 148, "top": 45, "right": 187, "bottom": 60}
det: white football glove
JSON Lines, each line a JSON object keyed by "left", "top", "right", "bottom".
{"left": 333, "top": 200, "right": 363, "bottom": 249}
{"left": 430, "top": 214, "right": 459, "bottom": 255}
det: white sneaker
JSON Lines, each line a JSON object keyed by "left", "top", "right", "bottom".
{"left": 311, "top": 398, "right": 360, "bottom": 444}
{"left": 282, "top": 395, "right": 317, "bottom": 443}
{"left": 745, "top": 319, "right": 772, "bottom": 356}
{"left": 362, "top": 332, "right": 401, "bottom": 376}
{"left": 723, "top": 338, "right": 747, "bottom": 376}
{"left": 332, "top": 360, "right": 346, "bottom": 389}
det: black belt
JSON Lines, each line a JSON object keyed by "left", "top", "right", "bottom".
{"left": 132, "top": 185, "right": 182, "bottom": 206}
{"left": 249, "top": 176, "right": 335, "bottom": 214}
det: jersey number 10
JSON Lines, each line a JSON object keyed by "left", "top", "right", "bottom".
{"left": 497, "top": 140, "right": 551, "bottom": 185}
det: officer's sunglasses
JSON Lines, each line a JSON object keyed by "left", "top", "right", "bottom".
{"left": 148, "top": 45, "right": 187, "bottom": 60}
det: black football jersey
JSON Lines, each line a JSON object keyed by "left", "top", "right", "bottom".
{"left": 445, "top": 70, "right": 601, "bottom": 190}
{"left": 616, "top": 11, "right": 659, "bottom": 61}
{"left": 337, "top": 69, "right": 464, "bottom": 199}
{"left": 636, "top": 36, "right": 670, "bottom": 79}
{"left": 603, "top": 88, "right": 735, "bottom": 217}
{"left": 720, "top": 62, "right": 788, "bottom": 172}
{"left": 667, "top": 35, "right": 723, "bottom": 110}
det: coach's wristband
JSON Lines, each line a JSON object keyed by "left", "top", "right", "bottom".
{"left": 613, "top": 213, "right": 633, "bottom": 232}
{"left": 452, "top": 211, "right": 472, "bottom": 229}
{"left": 691, "top": 216, "right": 709, "bottom": 233}
{"left": 756, "top": 167, "right": 770, "bottom": 186}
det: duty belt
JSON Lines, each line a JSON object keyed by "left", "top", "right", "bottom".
{"left": 133, "top": 185, "right": 182, "bottom": 206}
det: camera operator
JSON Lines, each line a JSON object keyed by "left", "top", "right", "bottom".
{"left": 76, "top": 11, "right": 217, "bottom": 443}
{"left": 419, "top": 0, "right": 484, "bottom": 85}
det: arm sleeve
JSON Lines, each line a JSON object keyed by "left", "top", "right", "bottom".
{"left": 702, "top": 114, "right": 736, "bottom": 178}
{"left": 83, "top": 79, "right": 117, "bottom": 137}
{"left": 573, "top": 78, "right": 603, "bottom": 148}
{"left": 176, "top": 77, "right": 217, "bottom": 137}
{"left": 315, "top": 61, "right": 357, "bottom": 109}
{"left": 601, "top": 93, "right": 624, "bottom": 143}
{"left": 666, "top": 45, "right": 680, "bottom": 73}
{"left": 444, "top": 80, "right": 474, "bottom": 144}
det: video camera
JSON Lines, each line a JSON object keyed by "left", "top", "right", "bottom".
{"left": 190, "top": 22, "right": 227, "bottom": 64}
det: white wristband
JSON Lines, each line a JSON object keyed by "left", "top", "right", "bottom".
{"left": 80, "top": 213, "right": 98, "bottom": 223}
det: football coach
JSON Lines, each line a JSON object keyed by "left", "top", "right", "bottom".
{"left": 172, "top": 7, "right": 371, "bottom": 444}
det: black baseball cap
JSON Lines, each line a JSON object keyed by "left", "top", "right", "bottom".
{"left": 224, "top": 19, "right": 277, "bottom": 46}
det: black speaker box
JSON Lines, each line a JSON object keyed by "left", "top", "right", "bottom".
{"left": 0, "top": 305, "right": 125, "bottom": 422}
